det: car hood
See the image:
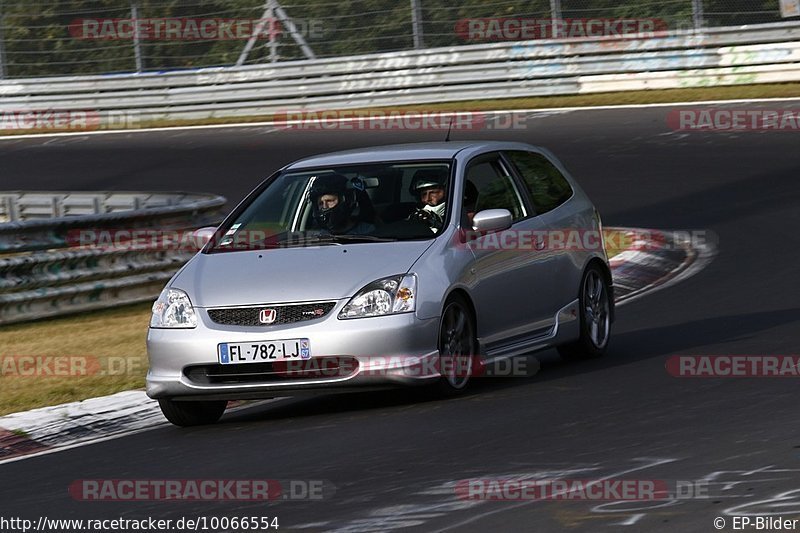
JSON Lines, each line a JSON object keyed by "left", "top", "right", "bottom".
{"left": 172, "top": 241, "right": 434, "bottom": 308}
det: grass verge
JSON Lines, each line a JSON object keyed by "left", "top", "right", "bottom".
{"left": 0, "top": 303, "right": 151, "bottom": 416}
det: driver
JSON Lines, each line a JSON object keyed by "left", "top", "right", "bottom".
{"left": 408, "top": 168, "right": 448, "bottom": 233}
{"left": 308, "top": 173, "right": 375, "bottom": 235}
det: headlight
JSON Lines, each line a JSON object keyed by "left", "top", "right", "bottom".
{"left": 150, "top": 287, "right": 197, "bottom": 328}
{"left": 339, "top": 274, "right": 416, "bottom": 319}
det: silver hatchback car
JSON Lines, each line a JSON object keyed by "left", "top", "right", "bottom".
{"left": 147, "top": 142, "right": 613, "bottom": 426}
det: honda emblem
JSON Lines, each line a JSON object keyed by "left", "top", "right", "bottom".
{"left": 258, "top": 308, "right": 277, "bottom": 324}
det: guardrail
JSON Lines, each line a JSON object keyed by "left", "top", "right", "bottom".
{"left": 1, "top": 22, "right": 799, "bottom": 128}
{"left": 0, "top": 192, "right": 226, "bottom": 325}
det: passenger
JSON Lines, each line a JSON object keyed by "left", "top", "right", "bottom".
{"left": 408, "top": 169, "right": 448, "bottom": 233}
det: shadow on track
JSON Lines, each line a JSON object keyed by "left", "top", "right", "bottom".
{"left": 217, "top": 307, "right": 800, "bottom": 426}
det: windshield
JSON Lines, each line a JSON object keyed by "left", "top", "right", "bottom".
{"left": 208, "top": 161, "right": 452, "bottom": 253}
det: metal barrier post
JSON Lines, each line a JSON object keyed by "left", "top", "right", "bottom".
{"left": 411, "top": 0, "right": 425, "bottom": 49}
{"left": 268, "top": 0, "right": 278, "bottom": 63}
{"left": 693, "top": 0, "right": 706, "bottom": 30}
{"left": 550, "top": 0, "right": 563, "bottom": 37}
{"left": 131, "top": 1, "right": 143, "bottom": 73}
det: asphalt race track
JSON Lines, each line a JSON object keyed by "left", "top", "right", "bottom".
{"left": 1, "top": 102, "right": 800, "bottom": 532}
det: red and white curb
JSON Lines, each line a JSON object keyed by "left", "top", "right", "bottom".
{"left": 0, "top": 228, "right": 715, "bottom": 463}
{"left": 0, "top": 391, "right": 165, "bottom": 463}
{"left": 611, "top": 227, "right": 716, "bottom": 306}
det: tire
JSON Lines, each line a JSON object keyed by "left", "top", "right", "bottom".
{"left": 436, "top": 294, "right": 479, "bottom": 394}
{"left": 158, "top": 398, "right": 227, "bottom": 427}
{"left": 558, "top": 264, "right": 612, "bottom": 360}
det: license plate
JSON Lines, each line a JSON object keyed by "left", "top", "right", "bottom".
{"left": 218, "top": 339, "right": 311, "bottom": 364}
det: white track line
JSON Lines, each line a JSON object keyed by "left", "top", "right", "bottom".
{"left": 1, "top": 96, "right": 800, "bottom": 141}
{"left": 432, "top": 458, "right": 678, "bottom": 532}
{"left": 0, "top": 397, "right": 286, "bottom": 466}
{"left": 0, "top": 423, "right": 168, "bottom": 466}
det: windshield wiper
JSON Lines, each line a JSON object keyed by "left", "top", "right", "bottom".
{"left": 213, "top": 231, "right": 289, "bottom": 250}
{"left": 320, "top": 234, "right": 398, "bottom": 243}
{"left": 212, "top": 231, "right": 397, "bottom": 251}
{"left": 281, "top": 234, "right": 398, "bottom": 246}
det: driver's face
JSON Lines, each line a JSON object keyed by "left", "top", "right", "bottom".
{"left": 420, "top": 187, "right": 445, "bottom": 206}
{"left": 317, "top": 194, "right": 339, "bottom": 210}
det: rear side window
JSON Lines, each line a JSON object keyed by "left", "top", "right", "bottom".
{"left": 506, "top": 151, "right": 573, "bottom": 215}
{"left": 465, "top": 155, "right": 525, "bottom": 221}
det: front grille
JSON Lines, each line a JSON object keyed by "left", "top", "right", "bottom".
{"left": 184, "top": 357, "right": 359, "bottom": 385}
{"left": 207, "top": 302, "right": 337, "bottom": 326}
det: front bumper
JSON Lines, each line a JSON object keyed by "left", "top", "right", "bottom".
{"left": 146, "top": 300, "right": 440, "bottom": 400}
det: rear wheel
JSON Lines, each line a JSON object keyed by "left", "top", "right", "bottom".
{"left": 558, "top": 265, "right": 611, "bottom": 360}
{"left": 436, "top": 295, "right": 478, "bottom": 394}
{"left": 157, "top": 398, "right": 227, "bottom": 427}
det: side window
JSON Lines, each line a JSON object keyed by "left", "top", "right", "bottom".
{"left": 464, "top": 155, "right": 525, "bottom": 221}
{"left": 506, "top": 151, "right": 573, "bottom": 215}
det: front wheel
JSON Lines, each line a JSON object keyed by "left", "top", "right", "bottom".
{"left": 436, "top": 295, "right": 478, "bottom": 394}
{"left": 558, "top": 265, "right": 612, "bottom": 360}
{"left": 158, "top": 398, "right": 227, "bottom": 427}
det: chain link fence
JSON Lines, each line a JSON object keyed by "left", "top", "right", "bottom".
{"left": 0, "top": 0, "right": 791, "bottom": 79}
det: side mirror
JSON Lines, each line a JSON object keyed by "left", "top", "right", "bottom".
{"left": 471, "top": 209, "right": 512, "bottom": 233}
{"left": 192, "top": 226, "right": 217, "bottom": 248}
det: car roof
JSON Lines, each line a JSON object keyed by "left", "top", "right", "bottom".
{"left": 285, "top": 141, "right": 539, "bottom": 169}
